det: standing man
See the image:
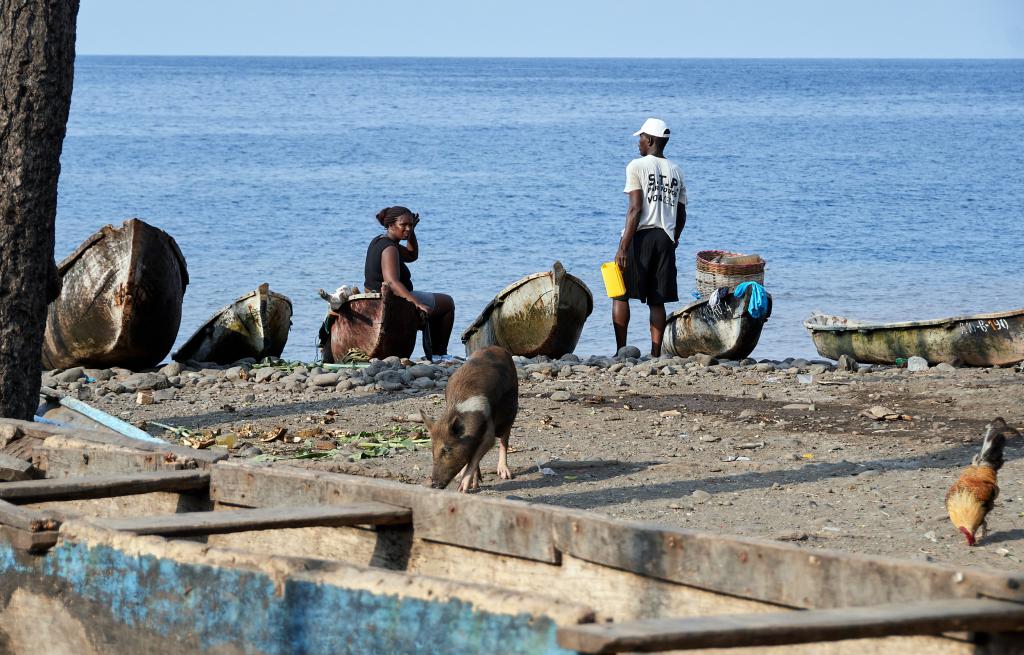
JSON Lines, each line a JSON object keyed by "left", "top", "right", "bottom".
{"left": 613, "top": 118, "right": 687, "bottom": 357}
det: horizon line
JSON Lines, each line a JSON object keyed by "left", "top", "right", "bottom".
{"left": 74, "top": 53, "right": 1024, "bottom": 61}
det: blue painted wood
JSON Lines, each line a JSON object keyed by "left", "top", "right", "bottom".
{"left": 58, "top": 397, "right": 167, "bottom": 444}
{"left": 0, "top": 540, "right": 577, "bottom": 655}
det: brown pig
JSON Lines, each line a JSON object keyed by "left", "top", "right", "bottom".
{"left": 421, "top": 346, "right": 518, "bottom": 492}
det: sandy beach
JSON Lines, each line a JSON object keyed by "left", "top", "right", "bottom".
{"left": 43, "top": 352, "right": 1024, "bottom": 574}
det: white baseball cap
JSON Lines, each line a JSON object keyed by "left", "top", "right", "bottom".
{"left": 633, "top": 117, "right": 670, "bottom": 137}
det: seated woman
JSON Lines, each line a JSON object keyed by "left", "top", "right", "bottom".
{"left": 364, "top": 206, "right": 455, "bottom": 358}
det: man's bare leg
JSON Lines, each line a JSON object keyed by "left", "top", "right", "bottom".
{"left": 612, "top": 299, "right": 630, "bottom": 352}
{"left": 649, "top": 303, "right": 666, "bottom": 357}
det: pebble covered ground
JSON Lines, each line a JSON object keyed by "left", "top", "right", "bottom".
{"left": 41, "top": 350, "right": 1024, "bottom": 573}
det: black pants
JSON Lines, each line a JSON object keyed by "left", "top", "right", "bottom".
{"left": 618, "top": 228, "right": 678, "bottom": 304}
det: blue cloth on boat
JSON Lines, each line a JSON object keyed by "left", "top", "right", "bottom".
{"left": 733, "top": 281, "right": 768, "bottom": 319}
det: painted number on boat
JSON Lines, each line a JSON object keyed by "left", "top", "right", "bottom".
{"left": 960, "top": 319, "right": 1009, "bottom": 334}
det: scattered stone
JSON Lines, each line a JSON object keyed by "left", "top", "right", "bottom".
{"left": 934, "top": 362, "right": 956, "bottom": 373}
{"left": 659, "top": 409, "right": 682, "bottom": 418}
{"left": 698, "top": 434, "right": 721, "bottom": 443}
{"left": 122, "top": 372, "right": 169, "bottom": 392}
{"left": 694, "top": 354, "right": 718, "bottom": 367}
{"left": 736, "top": 441, "right": 765, "bottom": 450}
{"left": 411, "top": 377, "right": 435, "bottom": 390}
{"left": 159, "top": 361, "right": 183, "bottom": 377}
{"left": 152, "top": 388, "right": 177, "bottom": 402}
{"left": 378, "top": 381, "right": 405, "bottom": 392}
{"left": 738, "top": 409, "right": 757, "bottom": 418}
{"left": 238, "top": 446, "right": 263, "bottom": 458}
{"left": 923, "top": 531, "right": 938, "bottom": 543}
{"left": 616, "top": 345, "right": 641, "bottom": 360}
{"left": 776, "top": 532, "right": 809, "bottom": 542}
{"left": 550, "top": 390, "right": 572, "bottom": 402}
{"left": 253, "top": 368, "right": 277, "bottom": 383}
{"left": 837, "top": 354, "right": 858, "bottom": 372}
{"left": 83, "top": 368, "right": 113, "bottom": 382}
{"left": 335, "top": 379, "right": 356, "bottom": 392}
{"left": 907, "top": 356, "right": 930, "bottom": 372}
{"left": 408, "top": 364, "right": 436, "bottom": 379}
{"left": 782, "top": 403, "right": 814, "bottom": 411}
{"left": 223, "top": 366, "right": 248, "bottom": 380}
{"left": 136, "top": 390, "right": 155, "bottom": 405}
{"left": 54, "top": 367, "right": 85, "bottom": 384}
{"left": 310, "top": 373, "right": 339, "bottom": 387}
{"left": 691, "top": 489, "right": 712, "bottom": 503}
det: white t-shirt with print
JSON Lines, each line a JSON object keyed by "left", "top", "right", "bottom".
{"left": 623, "top": 155, "right": 687, "bottom": 238}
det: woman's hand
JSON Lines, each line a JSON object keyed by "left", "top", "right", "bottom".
{"left": 415, "top": 302, "right": 431, "bottom": 314}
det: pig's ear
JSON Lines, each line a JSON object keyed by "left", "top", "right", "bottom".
{"left": 419, "top": 409, "right": 435, "bottom": 430}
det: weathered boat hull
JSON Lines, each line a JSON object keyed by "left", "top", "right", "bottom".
{"left": 42, "top": 218, "right": 189, "bottom": 370}
{"left": 173, "top": 283, "right": 292, "bottom": 364}
{"left": 804, "top": 308, "right": 1024, "bottom": 366}
{"left": 1, "top": 420, "right": 1024, "bottom": 654}
{"left": 322, "top": 283, "right": 422, "bottom": 362}
{"left": 664, "top": 290, "right": 772, "bottom": 360}
{"left": 462, "top": 262, "right": 593, "bottom": 359}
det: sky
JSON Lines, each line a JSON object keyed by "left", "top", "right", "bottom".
{"left": 76, "top": 0, "right": 1024, "bottom": 58}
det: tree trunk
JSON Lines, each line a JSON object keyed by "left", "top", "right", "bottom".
{"left": 0, "top": 0, "right": 79, "bottom": 419}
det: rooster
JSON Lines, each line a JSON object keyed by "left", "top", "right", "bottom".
{"left": 946, "top": 417, "right": 1016, "bottom": 546}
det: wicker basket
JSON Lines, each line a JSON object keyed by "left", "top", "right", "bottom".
{"left": 696, "top": 250, "right": 765, "bottom": 297}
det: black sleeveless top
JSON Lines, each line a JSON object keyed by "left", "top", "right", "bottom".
{"left": 364, "top": 235, "right": 412, "bottom": 292}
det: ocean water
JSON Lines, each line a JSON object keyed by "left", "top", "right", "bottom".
{"left": 56, "top": 57, "right": 1024, "bottom": 362}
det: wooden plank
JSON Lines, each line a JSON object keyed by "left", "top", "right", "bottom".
{"left": 0, "top": 498, "right": 59, "bottom": 532}
{"left": 0, "top": 470, "right": 209, "bottom": 503}
{"left": 557, "top": 599, "right": 1024, "bottom": 653}
{"left": 1, "top": 525, "right": 59, "bottom": 552}
{"left": 93, "top": 502, "right": 411, "bottom": 537}
{"left": 210, "top": 465, "right": 1024, "bottom": 606}
{"left": 0, "top": 452, "right": 34, "bottom": 481}
{"left": 0, "top": 417, "right": 224, "bottom": 468}
{"left": 550, "top": 511, "right": 1024, "bottom": 608}
{"left": 210, "top": 463, "right": 560, "bottom": 563}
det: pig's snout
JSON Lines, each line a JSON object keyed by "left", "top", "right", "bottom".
{"left": 430, "top": 479, "right": 447, "bottom": 489}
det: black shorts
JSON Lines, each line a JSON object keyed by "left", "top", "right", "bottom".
{"left": 618, "top": 228, "right": 678, "bottom": 304}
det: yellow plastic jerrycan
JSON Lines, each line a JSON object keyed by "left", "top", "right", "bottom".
{"left": 601, "top": 262, "right": 626, "bottom": 298}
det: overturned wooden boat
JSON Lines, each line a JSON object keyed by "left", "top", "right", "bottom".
{"left": 462, "top": 261, "right": 593, "bottom": 358}
{"left": 319, "top": 282, "right": 423, "bottom": 363}
{"left": 42, "top": 218, "right": 189, "bottom": 370}
{"left": 804, "top": 307, "right": 1024, "bottom": 366}
{"left": 1, "top": 417, "right": 1023, "bottom": 654}
{"left": 173, "top": 283, "right": 292, "bottom": 365}
{"left": 664, "top": 287, "right": 772, "bottom": 360}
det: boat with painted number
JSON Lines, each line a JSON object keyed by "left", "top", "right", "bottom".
{"left": 319, "top": 282, "right": 424, "bottom": 362}
{"left": 462, "top": 261, "right": 593, "bottom": 359}
{"left": 173, "top": 283, "right": 293, "bottom": 365}
{"left": 804, "top": 307, "right": 1024, "bottom": 366}
{"left": 663, "top": 288, "right": 772, "bottom": 360}
{"left": 1, "top": 417, "right": 1023, "bottom": 654}
{"left": 42, "top": 218, "right": 189, "bottom": 370}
